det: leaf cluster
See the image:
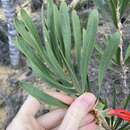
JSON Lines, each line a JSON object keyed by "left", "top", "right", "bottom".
{"left": 14, "top": 0, "right": 120, "bottom": 109}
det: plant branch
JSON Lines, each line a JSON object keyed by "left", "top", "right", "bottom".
{"left": 116, "top": 0, "right": 129, "bottom": 96}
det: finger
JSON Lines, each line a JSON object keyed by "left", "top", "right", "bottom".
{"left": 50, "top": 114, "right": 95, "bottom": 130}
{"left": 6, "top": 114, "right": 45, "bottom": 130}
{"left": 46, "top": 91, "right": 74, "bottom": 105}
{"left": 59, "top": 93, "right": 96, "bottom": 130}
{"left": 18, "top": 96, "right": 41, "bottom": 116}
{"left": 18, "top": 92, "right": 74, "bottom": 116}
{"left": 79, "top": 122, "right": 98, "bottom": 130}
{"left": 37, "top": 109, "right": 66, "bottom": 129}
{"left": 79, "top": 113, "right": 95, "bottom": 127}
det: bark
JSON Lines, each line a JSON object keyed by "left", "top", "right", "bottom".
{"left": 1, "top": 0, "right": 20, "bottom": 67}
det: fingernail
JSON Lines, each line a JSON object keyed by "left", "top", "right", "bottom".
{"left": 76, "top": 93, "right": 96, "bottom": 110}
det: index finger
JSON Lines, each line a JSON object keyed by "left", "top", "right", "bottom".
{"left": 59, "top": 93, "right": 96, "bottom": 130}
{"left": 18, "top": 91, "right": 74, "bottom": 116}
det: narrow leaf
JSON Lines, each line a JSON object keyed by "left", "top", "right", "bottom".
{"left": 53, "top": 4, "right": 65, "bottom": 55}
{"left": 72, "top": 10, "right": 81, "bottom": 65}
{"left": 125, "top": 43, "right": 130, "bottom": 62}
{"left": 120, "top": 0, "right": 129, "bottom": 16}
{"left": 80, "top": 9, "right": 99, "bottom": 92}
{"left": 60, "top": 2, "right": 72, "bottom": 65}
{"left": 109, "top": 0, "right": 118, "bottom": 28}
{"left": 20, "top": 9, "right": 42, "bottom": 46}
{"left": 15, "top": 37, "right": 77, "bottom": 95}
{"left": 20, "top": 81, "right": 68, "bottom": 108}
{"left": 98, "top": 32, "right": 120, "bottom": 89}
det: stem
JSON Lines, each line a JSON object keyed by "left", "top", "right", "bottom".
{"left": 116, "top": 1, "right": 129, "bottom": 97}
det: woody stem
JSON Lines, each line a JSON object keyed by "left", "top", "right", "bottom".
{"left": 116, "top": 0, "right": 129, "bottom": 98}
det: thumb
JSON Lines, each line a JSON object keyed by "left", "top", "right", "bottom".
{"left": 59, "top": 93, "right": 96, "bottom": 130}
{"left": 18, "top": 96, "right": 41, "bottom": 116}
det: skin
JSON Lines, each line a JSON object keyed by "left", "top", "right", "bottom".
{"left": 6, "top": 92, "right": 98, "bottom": 130}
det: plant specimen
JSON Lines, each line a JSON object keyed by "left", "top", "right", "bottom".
{"left": 14, "top": 0, "right": 130, "bottom": 129}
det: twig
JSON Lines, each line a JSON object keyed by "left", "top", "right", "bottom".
{"left": 116, "top": 1, "right": 129, "bottom": 96}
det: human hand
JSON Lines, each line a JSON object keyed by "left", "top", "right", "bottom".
{"left": 6, "top": 92, "right": 98, "bottom": 130}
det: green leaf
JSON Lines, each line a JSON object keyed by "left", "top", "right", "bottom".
{"left": 118, "top": 122, "right": 130, "bottom": 130}
{"left": 111, "top": 85, "right": 116, "bottom": 126}
{"left": 14, "top": 19, "right": 35, "bottom": 48}
{"left": 41, "top": 5, "right": 65, "bottom": 76}
{"left": 47, "top": 0, "right": 53, "bottom": 31}
{"left": 42, "top": 4, "right": 70, "bottom": 81}
{"left": 14, "top": 18, "right": 45, "bottom": 62}
{"left": 15, "top": 18, "right": 61, "bottom": 79}
{"left": 51, "top": 4, "right": 64, "bottom": 65}
{"left": 43, "top": 25, "right": 67, "bottom": 80}
{"left": 72, "top": 10, "right": 82, "bottom": 65}
{"left": 95, "top": 43, "right": 104, "bottom": 55}
{"left": 29, "top": 59, "right": 77, "bottom": 95}
{"left": 123, "top": 94, "right": 130, "bottom": 109}
{"left": 15, "top": 36, "right": 77, "bottom": 95}
{"left": 125, "top": 44, "right": 130, "bottom": 62}
{"left": 46, "top": 0, "right": 62, "bottom": 64}
{"left": 98, "top": 32, "right": 120, "bottom": 89}
{"left": 19, "top": 81, "right": 68, "bottom": 108}
{"left": 80, "top": 9, "right": 99, "bottom": 92}
{"left": 53, "top": 4, "right": 65, "bottom": 55}
{"left": 60, "top": 2, "right": 72, "bottom": 65}
{"left": 120, "top": 0, "right": 129, "bottom": 16}
{"left": 59, "top": 47, "right": 81, "bottom": 93}
{"left": 20, "top": 9, "right": 42, "bottom": 45}
{"left": 96, "top": 102, "right": 105, "bottom": 110}
{"left": 109, "top": 0, "right": 118, "bottom": 28}
{"left": 113, "top": 47, "right": 120, "bottom": 65}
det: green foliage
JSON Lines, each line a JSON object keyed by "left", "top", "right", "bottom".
{"left": 60, "top": 2, "right": 72, "bottom": 65}
{"left": 98, "top": 32, "right": 120, "bottom": 88}
{"left": 125, "top": 44, "right": 130, "bottom": 63}
{"left": 14, "top": 0, "right": 100, "bottom": 102}
{"left": 93, "top": 0, "right": 130, "bottom": 27}
{"left": 109, "top": 0, "right": 118, "bottom": 28}
{"left": 80, "top": 9, "right": 99, "bottom": 92}
{"left": 14, "top": 1, "right": 130, "bottom": 129}
{"left": 72, "top": 10, "right": 81, "bottom": 65}
{"left": 15, "top": 0, "right": 120, "bottom": 112}
{"left": 20, "top": 81, "right": 68, "bottom": 108}
{"left": 120, "top": 0, "right": 130, "bottom": 16}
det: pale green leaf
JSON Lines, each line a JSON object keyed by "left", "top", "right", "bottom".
{"left": 80, "top": 9, "right": 99, "bottom": 92}
{"left": 15, "top": 37, "right": 76, "bottom": 95}
{"left": 125, "top": 43, "right": 130, "bottom": 62}
{"left": 60, "top": 2, "right": 72, "bottom": 65}
{"left": 98, "top": 32, "right": 120, "bottom": 89}
{"left": 120, "top": 0, "right": 129, "bottom": 16}
{"left": 20, "top": 9, "right": 42, "bottom": 45}
{"left": 20, "top": 81, "right": 68, "bottom": 108}
{"left": 72, "top": 10, "right": 81, "bottom": 65}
